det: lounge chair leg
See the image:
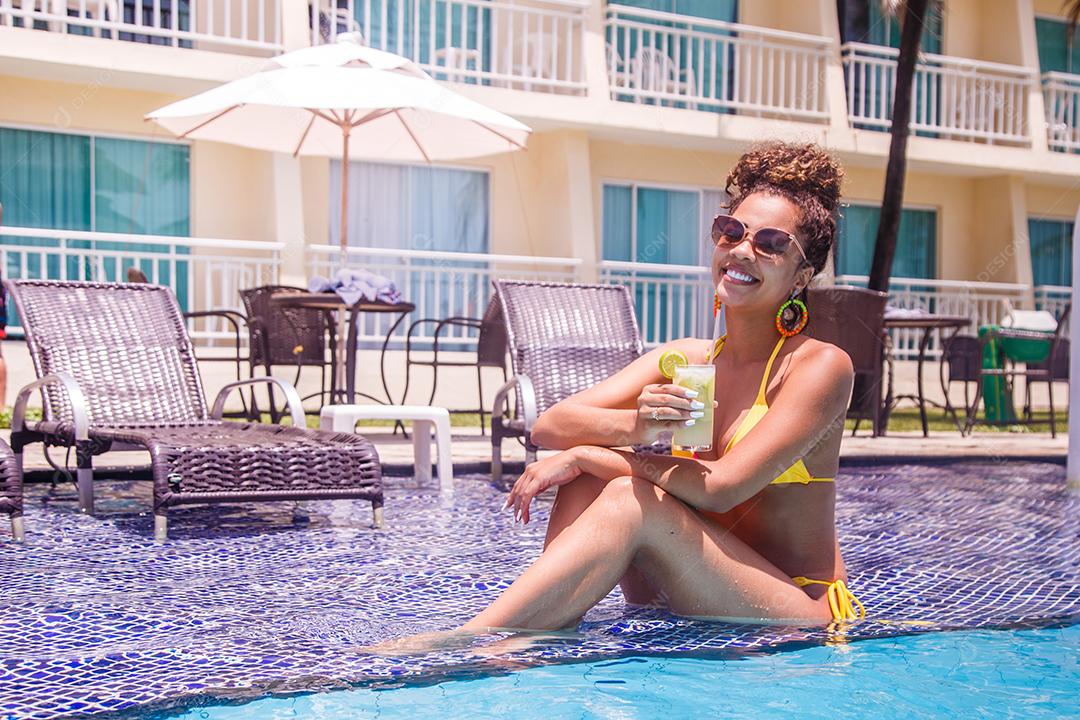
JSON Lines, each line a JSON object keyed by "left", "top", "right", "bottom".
{"left": 76, "top": 441, "right": 94, "bottom": 515}
{"left": 76, "top": 468, "right": 94, "bottom": 515}
{"left": 372, "top": 503, "right": 384, "bottom": 529}
{"left": 11, "top": 517, "right": 24, "bottom": 543}
{"left": 154, "top": 514, "right": 168, "bottom": 542}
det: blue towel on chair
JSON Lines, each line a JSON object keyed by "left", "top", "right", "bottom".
{"left": 309, "top": 268, "right": 402, "bottom": 306}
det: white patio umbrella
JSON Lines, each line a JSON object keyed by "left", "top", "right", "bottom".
{"left": 145, "top": 35, "right": 531, "bottom": 263}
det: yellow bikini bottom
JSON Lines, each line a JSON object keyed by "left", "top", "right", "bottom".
{"left": 793, "top": 576, "right": 865, "bottom": 622}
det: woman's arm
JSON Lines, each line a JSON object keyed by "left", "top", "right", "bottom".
{"left": 530, "top": 337, "right": 707, "bottom": 450}
{"left": 578, "top": 345, "right": 853, "bottom": 510}
{"left": 506, "top": 344, "right": 853, "bottom": 522}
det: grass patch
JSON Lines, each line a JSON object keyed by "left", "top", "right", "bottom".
{"left": 5, "top": 406, "right": 1064, "bottom": 435}
{"left": 845, "top": 407, "right": 1067, "bottom": 435}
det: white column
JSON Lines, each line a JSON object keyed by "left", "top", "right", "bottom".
{"left": 280, "top": 0, "right": 312, "bottom": 51}
{"left": 1014, "top": 0, "right": 1050, "bottom": 154}
{"left": 1067, "top": 203, "right": 1080, "bottom": 490}
{"left": 272, "top": 153, "right": 308, "bottom": 287}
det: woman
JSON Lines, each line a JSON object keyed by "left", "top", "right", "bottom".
{"left": 460, "top": 141, "right": 861, "bottom": 632}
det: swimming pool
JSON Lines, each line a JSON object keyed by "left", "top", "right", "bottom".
{"left": 167, "top": 624, "right": 1080, "bottom": 719}
{"left": 1, "top": 460, "right": 1077, "bottom": 719}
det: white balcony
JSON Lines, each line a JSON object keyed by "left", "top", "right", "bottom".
{"left": 842, "top": 42, "right": 1034, "bottom": 146}
{"left": 604, "top": 4, "right": 830, "bottom": 121}
{"left": 1042, "top": 71, "right": 1080, "bottom": 153}
{"left": 0, "top": 226, "right": 282, "bottom": 343}
{"left": 312, "top": 0, "right": 588, "bottom": 95}
{"left": 0, "top": 0, "right": 283, "bottom": 54}
{"left": 1034, "top": 284, "right": 1071, "bottom": 319}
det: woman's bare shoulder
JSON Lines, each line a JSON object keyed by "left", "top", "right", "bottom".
{"left": 659, "top": 336, "right": 715, "bottom": 365}
{"left": 789, "top": 336, "right": 855, "bottom": 387}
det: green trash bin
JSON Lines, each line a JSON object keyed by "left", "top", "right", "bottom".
{"left": 977, "top": 325, "right": 1053, "bottom": 423}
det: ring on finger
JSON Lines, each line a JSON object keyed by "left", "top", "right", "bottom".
{"left": 651, "top": 408, "right": 660, "bottom": 421}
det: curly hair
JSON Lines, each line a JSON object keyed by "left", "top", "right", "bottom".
{"left": 723, "top": 141, "right": 844, "bottom": 278}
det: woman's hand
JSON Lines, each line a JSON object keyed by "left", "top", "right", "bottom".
{"left": 503, "top": 449, "right": 584, "bottom": 524}
{"left": 634, "top": 383, "right": 710, "bottom": 444}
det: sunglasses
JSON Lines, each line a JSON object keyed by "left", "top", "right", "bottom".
{"left": 711, "top": 214, "right": 808, "bottom": 262}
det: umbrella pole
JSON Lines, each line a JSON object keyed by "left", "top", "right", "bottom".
{"left": 340, "top": 121, "right": 350, "bottom": 269}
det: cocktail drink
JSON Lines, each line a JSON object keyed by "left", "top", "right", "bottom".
{"left": 672, "top": 364, "right": 715, "bottom": 452}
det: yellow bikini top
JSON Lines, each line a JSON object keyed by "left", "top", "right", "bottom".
{"left": 706, "top": 333, "right": 835, "bottom": 486}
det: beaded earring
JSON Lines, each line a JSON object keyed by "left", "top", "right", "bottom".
{"left": 775, "top": 290, "right": 808, "bottom": 337}
{"left": 713, "top": 292, "right": 721, "bottom": 318}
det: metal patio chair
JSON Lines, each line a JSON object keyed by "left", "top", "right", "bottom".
{"left": 939, "top": 334, "right": 982, "bottom": 431}
{"left": 6, "top": 279, "right": 383, "bottom": 540}
{"left": 804, "top": 286, "right": 890, "bottom": 437}
{"left": 403, "top": 295, "right": 507, "bottom": 435}
{"left": 240, "top": 285, "right": 333, "bottom": 419}
{"left": 490, "top": 280, "right": 644, "bottom": 479}
{"left": 0, "top": 439, "right": 22, "bottom": 542}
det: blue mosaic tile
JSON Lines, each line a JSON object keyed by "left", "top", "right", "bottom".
{"left": 0, "top": 461, "right": 1077, "bottom": 719}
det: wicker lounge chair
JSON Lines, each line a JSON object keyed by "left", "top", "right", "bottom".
{"left": 489, "top": 280, "right": 645, "bottom": 479}
{"left": 804, "top": 286, "right": 890, "bottom": 436}
{"left": 0, "top": 439, "right": 22, "bottom": 542}
{"left": 6, "top": 279, "right": 383, "bottom": 540}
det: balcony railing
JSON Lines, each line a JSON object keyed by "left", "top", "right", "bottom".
{"left": 1034, "top": 284, "right": 1071, "bottom": 320}
{"left": 842, "top": 42, "right": 1034, "bottom": 146}
{"left": 0, "top": 0, "right": 283, "bottom": 54}
{"left": 312, "top": 0, "right": 588, "bottom": 94}
{"left": 0, "top": 226, "right": 282, "bottom": 343}
{"left": 600, "top": 260, "right": 713, "bottom": 347}
{"left": 836, "top": 275, "right": 1030, "bottom": 358}
{"left": 604, "top": 4, "right": 830, "bottom": 120}
{"left": 307, "top": 244, "right": 581, "bottom": 348}
{"left": 1043, "top": 71, "right": 1080, "bottom": 154}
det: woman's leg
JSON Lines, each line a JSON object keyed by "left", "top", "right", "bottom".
{"left": 461, "top": 476, "right": 830, "bottom": 631}
{"left": 544, "top": 474, "right": 662, "bottom": 607}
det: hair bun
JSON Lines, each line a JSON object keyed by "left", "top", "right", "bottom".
{"left": 725, "top": 141, "right": 843, "bottom": 214}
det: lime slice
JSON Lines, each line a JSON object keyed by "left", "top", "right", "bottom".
{"left": 658, "top": 349, "right": 688, "bottom": 379}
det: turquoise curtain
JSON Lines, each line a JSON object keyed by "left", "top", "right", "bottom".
{"left": 602, "top": 183, "right": 702, "bottom": 339}
{"left": 837, "top": 205, "right": 937, "bottom": 279}
{"left": 94, "top": 137, "right": 191, "bottom": 306}
{"left": 602, "top": 184, "right": 633, "bottom": 262}
{"left": 0, "top": 128, "right": 90, "bottom": 296}
{"left": 0, "top": 128, "right": 190, "bottom": 327}
{"left": 1028, "top": 218, "right": 1073, "bottom": 287}
{"left": 1035, "top": 16, "right": 1080, "bottom": 74}
{"left": 867, "top": 0, "right": 942, "bottom": 52}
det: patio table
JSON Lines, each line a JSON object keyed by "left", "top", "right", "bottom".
{"left": 882, "top": 312, "right": 971, "bottom": 437}
{"left": 270, "top": 292, "right": 414, "bottom": 406}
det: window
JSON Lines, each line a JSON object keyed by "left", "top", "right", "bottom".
{"left": 836, "top": 204, "right": 937, "bottom": 279}
{"left": 613, "top": 0, "right": 737, "bottom": 22}
{"left": 601, "top": 182, "right": 725, "bottom": 266}
{"left": 1028, "top": 217, "right": 1073, "bottom": 287}
{"left": 837, "top": 0, "right": 943, "bottom": 52}
{"left": 0, "top": 127, "right": 190, "bottom": 325}
{"left": 1035, "top": 16, "right": 1080, "bottom": 74}
{"left": 602, "top": 182, "right": 725, "bottom": 341}
{"left": 330, "top": 159, "right": 489, "bottom": 326}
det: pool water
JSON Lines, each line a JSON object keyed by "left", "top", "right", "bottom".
{"left": 4, "top": 461, "right": 1078, "bottom": 719}
{"left": 167, "top": 624, "right": 1079, "bottom": 719}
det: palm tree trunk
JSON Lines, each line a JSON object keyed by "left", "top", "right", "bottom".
{"left": 867, "top": 0, "right": 930, "bottom": 294}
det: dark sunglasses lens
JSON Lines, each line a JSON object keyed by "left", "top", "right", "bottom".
{"left": 754, "top": 228, "right": 793, "bottom": 256}
{"left": 712, "top": 216, "right": 744, "bottom": 244}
